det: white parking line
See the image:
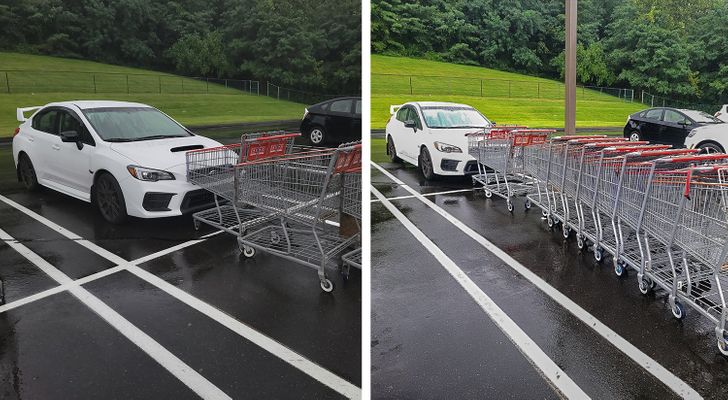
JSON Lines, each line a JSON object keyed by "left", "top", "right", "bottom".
{"left": 0, "top": 227, "right": 232, "bottom": 400}
{"left": 371, "top": 186, "right": 588, "bottom": 399}
{"left": 369, "top": 188, "right": 474, "bottom": 202}
{"left": 0, "top": 193, "right": 361, "bottom": 399}
{"left": 371, "top": 162, "right": 701, "bottom": 400}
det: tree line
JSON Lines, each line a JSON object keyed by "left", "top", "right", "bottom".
{"left": 0, "top": 0, "right": 361, "bottom": 96}
{"left": 372, "top": 0, "right": 728, "bottom": 105}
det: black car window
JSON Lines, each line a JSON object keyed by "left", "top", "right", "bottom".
{"left": 33, "top": 110, "right": 59, "bottom": 135}
{"left": 407, "top": 107, "right": 423, "bottom": 130}
{"left": 330, "top": 99, "right": 352, "bottom": 113}
{"left": 395, "top": 107, "right": 408, "bottom": 122}
{"left": 354, "top": 100, "right": 361, "bottom": 116}
{"left": 663, "top": 110, "right": 687, "bottom": 124}
{"left": 645, "top": 109, "right": 663, "bottom": 120}
{"left": 59, "top": 111, "right": 95, "bottom": 146}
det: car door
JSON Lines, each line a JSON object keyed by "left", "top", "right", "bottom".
{"left": 389, "top": 106, "right": 413, "bottom": 160}
{"left": 660, "top": 109, "right": 692, "bottom": 147}
{"left": 51, "top": 109, "right": 95, "bottom": 196}
{"left": 326, "top": 99, "right": 354, "bottom": 140}
{"left": 641, "top": 108, "right": 665, "bottom": 142}
{"left": 404, "top": 106, "right": 425, "bottom": 159}
{"left": 27, "top": 108, "right": 61, "bottom": 183}
{"left": 351, "top": 99, "right": 362, "bottom": 141}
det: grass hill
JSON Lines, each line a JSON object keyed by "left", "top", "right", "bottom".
{"left": 371, "top": 55, "right": 643, "bottom": 129}
{"left": 0, "top": 53, "right": 306, "bottom": 136}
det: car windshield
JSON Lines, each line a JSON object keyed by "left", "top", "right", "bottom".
{"left": 421, "top": 106, "right": 490, "bottom": 129}
{"left": 83, "top": 107, "right": 192, "bottom": 141}
{"left": 681, "top": 110, "right": 723, "bottom": 124}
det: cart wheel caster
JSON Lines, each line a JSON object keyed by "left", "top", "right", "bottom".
{"left": 717, "top": 332, "right": 728, "bottom": 356}
{"left": 270, "top": 231, "right": 281, "bottom": 245}
{"left": 562, "top": 226, "right": 571, "bottom": 239}
{"left": 484, "top": 190, "right": 492, "bottom": 198}
{"left": 241, "top": 245, "right": 256, "bottom": 258}
{"left": 638, "top": 276, "right": 653, "bottom": 295}
{"left": 547, "top": 215, "right": 554, "bottom": 228}
{"left": 525, "top": 200, "right": 532, "bottom": 210}
{"left": 542, "top": 210, "right": 549, "bottom": 218}
{"left": 671, "top": 300, "right": 684, "bottom": 320}
{"left": 193, "top": 220, "right": 200, "bottom": 231}
{"left": 594, "top": 247, "right": 604, "bottom": 263}
{"left": 320, "top": 279, "right": 334, "bottom": 293}
{"left": 577, "top": 236, "right": 585, "bottom": 250}
{"left": 614, "top": 259, "right": 626, "bottom": 277}
{"left": 341, "top": 265, "right": 351, "bottom": 281}
{"left": 507, "top": 202, "right": 514, "bottom": 213}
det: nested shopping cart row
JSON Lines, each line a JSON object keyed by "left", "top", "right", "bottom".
{"left": 473, "top": 129, "right": 728, "bottom": 355}
{"left": 185, "top": 132, "right": 361, "bottom": 292}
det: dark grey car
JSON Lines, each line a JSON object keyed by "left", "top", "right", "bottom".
{"left": 623, "top": 107, "right": 723, "bottom": 147}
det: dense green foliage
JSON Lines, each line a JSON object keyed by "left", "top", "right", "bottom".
{"left": 0, "top": 0, "right": 361, "bottom": 95}
{"left": 372, "top": 0, "right": 728, "bottom": 105}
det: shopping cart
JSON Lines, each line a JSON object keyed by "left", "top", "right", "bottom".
{"left": 471, "top": 129, "right": 551, "bottom": 212}
{"left": 236, "top": 142, "right": 362, "bottom": 292}
{"left": 341, "top": 166, "right": 363, "bottom": 275}
{"left": 186, "top": 131, "right": 300, "bottom": 236}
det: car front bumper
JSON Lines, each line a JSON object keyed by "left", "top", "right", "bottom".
{"left": 119, "top": 176, "right": 215, "bottom": 218}
{"left": 432, "top": 153, "right": 479, "bottom": 176}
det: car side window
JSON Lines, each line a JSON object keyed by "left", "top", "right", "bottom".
{"left": 645, "top": 109, "right": 663, "bottom": 120}
{"left": 59, "top": 111, "right": 95, "bottom": 146}
{"left": 395, "top": 107, "right": 408, "bottom": 122}
{"left": 354, "top": 100, "right": 361, "bottom": 116}
{"left": 407, "top": 108, "right": 422, "bottom": 130}
{"left": 330, "top": 99, "right": 352, "bottom": 113}
{"left": 663, "top": 110, "right": 687, "bottom": 124}
{"left": 33, "top": 110, "right": 59, "bottom": 135}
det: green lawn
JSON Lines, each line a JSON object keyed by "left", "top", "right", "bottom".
{"left": 371, "top": 55, "right": 643, "bottom": 129}
{"left": 0, "top": 53, "right": 306, "bottom": 136}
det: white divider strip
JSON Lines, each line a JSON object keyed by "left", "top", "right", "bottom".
{"left": 371, "top": 186, "right": 588, "bottom": 399}
{"left": 371, "top": 162, "right": 701, "bottom": 400}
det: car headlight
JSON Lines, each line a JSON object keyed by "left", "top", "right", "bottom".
{"left": 433, "top": 141, "right": 462, "bottom": 153}
{"left": 126, "top": 165, "right": 175, "bottom": 181}
{"left": 687, "top": 129, "right": 697, "bottom": 138}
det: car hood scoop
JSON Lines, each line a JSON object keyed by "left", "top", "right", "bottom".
{"left": 170, "top": 144, "right": 205, "bottom": 152}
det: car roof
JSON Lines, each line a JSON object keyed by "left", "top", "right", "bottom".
{"left": 411, "top": 101, "right": 474, "bottom": 108}
{"left": 44, "top": 100, "right": 152, "bottom": 110}
{"left": 310, "top": 96, "right": 360, "bottom": 107}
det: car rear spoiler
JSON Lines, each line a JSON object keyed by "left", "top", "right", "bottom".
{"left": 389, "top": 104, "right": 403, "bottom": 115}
{"left": 17, "top": 106, "right": 42, "bottom": 122}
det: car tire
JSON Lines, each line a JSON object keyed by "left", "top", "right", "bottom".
{"left": 698, "top": 142, "right": 725, "bottom": 154}
{"left": 628, "top": 131, "right": 641, "bottom": 141}
{"left": 308, "top": 126, "right": 326, "bottom": 145}
{"left": 419, "top": 147, "right": 438, "bottom": 180}
{"left": 94, "top": 173, "right": 128, "bottom": 224}
{"left": 387, "top": 136, "right": 402, "bottom": 163}
{"left": 17, "top": 153, "right": 40, "bottom": 191}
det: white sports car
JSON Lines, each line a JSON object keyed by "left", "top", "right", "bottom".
{"left": 385, "top": 101, "right": 493, "bottom": 179}
{"left": 12, "top": 100, "right": 222, "bottom": 223}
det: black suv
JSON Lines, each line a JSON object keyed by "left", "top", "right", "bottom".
{"left": 300, "top": 97, "right": 361, "bottom": 145}
{"left": 624, "top": 107, "right": 723, "bottom": 147}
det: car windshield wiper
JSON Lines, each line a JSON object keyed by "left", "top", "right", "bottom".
{"left": 135, "top": 134, "right": 188, "bottom": 141}
{"left": 104, "top": 137, "right": 136, "bottom": 142}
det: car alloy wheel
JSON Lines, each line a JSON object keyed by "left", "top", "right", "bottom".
{"left": 387, "top": 137, "right": 401, "bottom": 162}
{"left": 95, "top": 174, "right": 128, "bottom": 224}
{"left": 419, "top": 147, "right": 435, "bottom": 180}
{"left": 309, "top": 127, "right": 325, "bottom": 145}
{"left": 629, "top": 131, "right": 641, "bottom": 141}
{"left": 19, "top": 155, "right": 40, "bottom": 191}
{"left": 699, "top": 142, "right": 724, "bottom": 154}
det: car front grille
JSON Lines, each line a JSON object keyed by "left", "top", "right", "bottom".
{"left": 180, "top": 189, "right": 215, "bottom": 214}
{"left": 464, "top": 160, "right": 479, "bottom": 174}
{"left": 142, "top": 192, "right": 174, "bottom": 212}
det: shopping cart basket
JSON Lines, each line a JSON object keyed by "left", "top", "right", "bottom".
{"left": 236, "top": 142, "right": 362, "bottom": 292}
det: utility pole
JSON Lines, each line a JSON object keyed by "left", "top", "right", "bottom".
{"left": 565, "top": 0, "right": 577, "bottom": 135}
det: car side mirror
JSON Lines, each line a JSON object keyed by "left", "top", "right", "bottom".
{"left": 60, "top": 130, "right": 83, "bottom": 150}
{"left": 404, "top": 120, "right": 417, "bottom": 131}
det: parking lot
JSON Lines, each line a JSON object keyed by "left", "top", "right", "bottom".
{"left": 0, "top": 141, "right": 361, "bottom": 399}
{"left": 370, "top": 160, "right": 728, "bottom": 399}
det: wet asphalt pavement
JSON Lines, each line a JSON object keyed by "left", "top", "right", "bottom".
{"left": 0, "top": 144, "right": 361, "bottom": 399}
{"left": 371, "top": 161, "right": 728, "bottom": 399}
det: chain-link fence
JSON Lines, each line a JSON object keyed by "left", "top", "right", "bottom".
{"left": 264, "top": 82, "right": 355, "bottom": 105}
{"left": 639, "top": 91, "right": 722, "bottom": 114}
{"left": 0, "top": 70, "right": 259, "bottom": 95}
{"left": 372, "top": 73, "right": 635, "bottom": 102}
